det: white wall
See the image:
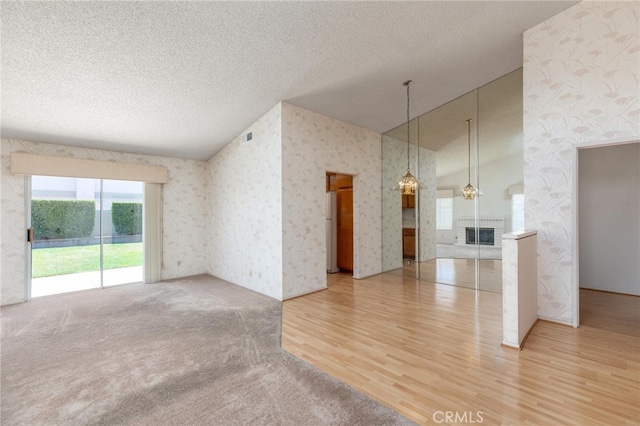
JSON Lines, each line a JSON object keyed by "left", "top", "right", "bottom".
{"left": 579, "top": 143, "right": 640, "bottom": 295}
{"left": 205, "top": 104, "right": 283, "bottom": 300}
{"left": 523, "top": 1, "right": 640, "bottom": 323}
{"left": 0, "top": 142, "right": 2, "bottom": 297}
{"left": 0, "top": 138, "right": 208, "bottom": 305}
{"left": 476, "top": 154, "right": 523, "bottom": 233}
{"left": 437, "top": 152, "right": 524, "bottom": 243}
{"left": 281, "top": 103, "right": 382, "bottom": 299}
{"left": 502, "top": 231, "right": 538, "bottom": 348}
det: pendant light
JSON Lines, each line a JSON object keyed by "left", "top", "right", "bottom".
{"left": 394, "top": 80, "right": 422, "bottom": 195}
{"left": 458, "top": 118, "right": 480, "bottom": 200}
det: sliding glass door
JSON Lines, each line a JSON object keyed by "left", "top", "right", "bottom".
{"left": 101, "top": 179, "right": 143, "bottom": 287}
{"left": 30, "top": 176, "right": 143, "bottom": 297}
{"left": 30, "top": 176, "right": 101, "bottom": 296}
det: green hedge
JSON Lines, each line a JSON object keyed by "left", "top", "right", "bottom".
{"left": 112, "top": 202, "right": 142, "bottom": 235}
{"left": 32, "top": 200, "right": 95, "bottom": 240}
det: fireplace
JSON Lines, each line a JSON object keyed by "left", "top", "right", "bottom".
{"left": 465, "top": 227, "right": 495, "bottom": 246}
{"left": 456, "top": 217, "right": 505, "bottom": 248}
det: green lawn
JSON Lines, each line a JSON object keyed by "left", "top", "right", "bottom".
{"left": 32, "top": 243, "right": 142, "bottom": 278}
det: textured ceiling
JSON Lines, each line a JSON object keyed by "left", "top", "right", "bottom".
{"left": 1, "top": 1, "right": 577, "bottom": 161}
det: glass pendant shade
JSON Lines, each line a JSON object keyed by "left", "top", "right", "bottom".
{"left": 457, "top": 118, "right": 480, "bottom": 200}
{"left": 460, "top": 182, "right": 478, "bottom": 200}
{"left": 396, "top": 170, "right": 422, "bottom": 195}
{"left": 395, "top": 80, "right": 422, "bottom": 195}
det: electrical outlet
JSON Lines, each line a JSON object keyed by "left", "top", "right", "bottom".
{"left": 249, "top": 269, "right": 253, "bottom": 277}
{"left": 258, "top": 272, "right": 262, "bottom": 279}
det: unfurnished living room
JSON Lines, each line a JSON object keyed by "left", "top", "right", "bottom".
{"left": 1, "top": 2, "right": 639, "bottom": 425}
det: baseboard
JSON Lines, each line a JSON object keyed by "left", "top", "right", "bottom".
{"left": 283, "top": 286, "right": 327, "bottom": 301}
{"left": 353, "top": 271, "right": 383, "bottom": 280}
{"left": 579, "top": 287, "right": 640, "bottom": 297}
{"left": 500, "top": 341, "right": 520, "bottom": 350}
{"left": 161, "top": 272, "right": 210, "bottom": 282}
{"left": 537, "top": 315, "right": 573, "bottom": 327}
{"left": 519, "top": 318, "right": 539, "bottom": 350}
{"left": 0, "top": 298, "right": 27, "bottom": 307}
{"left": 502, "top": 318, "right": 540, "bottom": 350}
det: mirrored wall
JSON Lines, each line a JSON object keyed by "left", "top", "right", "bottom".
{"left": 381, "top": 68, "right": 524, "bottom": 293}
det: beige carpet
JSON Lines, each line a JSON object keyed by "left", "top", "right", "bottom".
{"left": 1, "top": 275, "right": 414, "bottom": 426}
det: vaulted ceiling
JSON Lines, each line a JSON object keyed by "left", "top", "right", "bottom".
{"left": 1, "top": 1, "right": 577, "bottom": 160}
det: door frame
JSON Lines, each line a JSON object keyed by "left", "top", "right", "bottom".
{"left": 27, "top": 176, "right": 144, "bottom": 298}
{"left": 25, "top": 176, "right": 32, "bottom": 301}
{"left": 572, "top": 136, "right": 639, "bottom": 328}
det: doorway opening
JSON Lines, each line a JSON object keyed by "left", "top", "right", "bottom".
{"left": 577, "top": 141, "right": 640, "bottom": 333}
{"left": 29, "top": 176, "right": 144, "bottom": 298}
{"left": 326, "top": 172, "right": 353, "bottom": 274}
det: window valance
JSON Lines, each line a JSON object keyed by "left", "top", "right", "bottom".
{"left": 10, "top": 152, "right": 168, "bottom": 184}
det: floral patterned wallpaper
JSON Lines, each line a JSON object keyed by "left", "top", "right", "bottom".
{"left": 381, "top": 135, "right": 405, "bottom": 271}
{"left": 0, "top": 139, "right": 208, "bottom": 305}
{"left": 523, "top": 1, "right": 640, "bottom": 324}
{"left": 381, "top": 135, "right": 436, "bottom": 270}
{"left": 281, "top": 103, "right": 382, "bottom": 299}
{"left": 3, "top": 101, "right": 377, "bottom": 305}
{"left": 417, "top": 145, "right": 437, "bottom": 262}
{"left": 205, "top": 104, "right": 284, "bottom": 300}
{"left": 205, "top": 102, "right": 381, "bottom": 301}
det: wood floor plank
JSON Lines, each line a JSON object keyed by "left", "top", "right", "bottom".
{"left": 580, "top": 288, "right": 640, "bottom": 338}
{"left": 281, "top": 272, "right": 640, "bottom": 425}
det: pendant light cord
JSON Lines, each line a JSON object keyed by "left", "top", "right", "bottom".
{"left": 404, "top": 80, "right": 412, "bottom": 172}
{"left": 466, "top": 118, "right": 472, "bottom": 182}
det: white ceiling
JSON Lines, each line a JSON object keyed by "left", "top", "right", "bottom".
{"left": 1, "top": 1, "right": 577, "bottom": 161}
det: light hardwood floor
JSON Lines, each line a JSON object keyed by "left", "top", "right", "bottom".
{"left": 580, "top": 288, "right": 640, "bottom": 338}
{"left": 387, "top": 258, "right": 503, "bottom": 293}
{"left": 282, "top": 272, "right": 639, "bottom": 425}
